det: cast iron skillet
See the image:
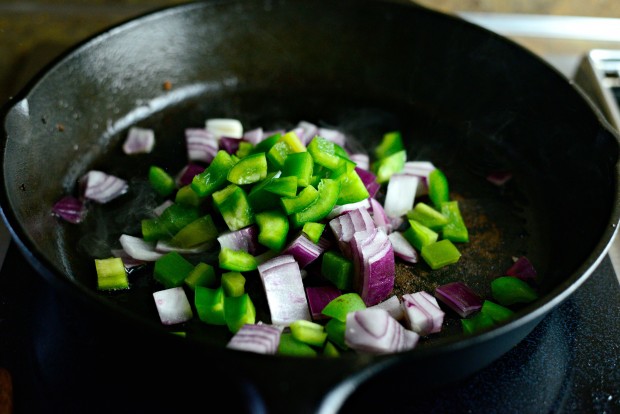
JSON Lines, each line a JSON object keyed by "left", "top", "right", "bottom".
{"left": 1, "top": 0, "right": 619, "bottom": 412}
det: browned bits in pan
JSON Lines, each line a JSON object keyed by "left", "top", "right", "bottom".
{"left": 163, "top": 80, "right": 172, "bottom": 91}
{"left": 0, "top": 367, "right": 13, "bottom": 414}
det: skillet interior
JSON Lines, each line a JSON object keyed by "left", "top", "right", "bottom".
{"left": 1, "top": 0, "right": 619, "bottom": 406}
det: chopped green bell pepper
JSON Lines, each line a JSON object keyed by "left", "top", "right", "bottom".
{"left": 461, "top": 311, "right": 495, "bottom": 335}
{"left": 374, "top": 131, "right": 404, "bottom": 160}
{"left": 266, "top": 131, "right": 306, "bottom": 170}
{"left": 247, "top": 171, "right": 282, "bottom": 212}
{"left": 175, "top": 184, "right": 203, "bottom": 208}
{"left": 221, "top": 271, "right": 246, "bottom": 297}
{"left": 302, "top": 222, "right": 325, "bottom": 244}
{"left": 218, "top": 247, "right": 258, "bottom": 272}
{"left": 335, "top": 169, "right": 370, "bottom": 205}
{"left": 184, "top": 262, "right": 217, "bottom": 290}
{"left": 322, "top": 292, "right": 366, "bottom": 322}
{"left": 403, "top": 219, "right": 438, "bottom": 251}
{"left": 289, "top": 320, "right": 328, "bottom": 347}
{"left": 154, "top": 251, "right": 195, "bottom": 288}
{"left": 307, "top": 136, "right": 346, "bottom": 170}
{"left": 321, "top": 250, "right": 353, "bottom": 290}
{"left": 148, "top": 165, "right": 176, "bottom": 197}
{"left": 255, "top": 210, "right": 289, "bottom": 251}
{"left": 323, "top": 341, "right": 341, "bottom": 357}
{"left": 227, "top": 152, "right": 268, "bottom": 185}
{"left": 195, "top": 285, "right": 226, "bottom": 325}
{"left": 325, "top": 318, "right": 348, "bottom": 350}
{"left": 191, "top": 150, "right": 236, "bottom": 197}
{"left": 250, "top": 132, "right": 281, "bottom": 155}
{"left": 481, "top": 300, "right": 515, "bottom": 323}
{"left": 212, "top": 184, "right": 255, "bottom": 231}
{"left": 264, "top": 176, "right": 298, "bottom": 198}
{"left": 224, "top": 293, "right": 256, "bottom": 333}
{"left": 282, "top": 151, "right": 314, "bottom": 187}
{"left": 280, "top": 185, "right": 319, "bottom": 215}
{"left": 440, "top": 200, "right": 469, "bottom": 243}
{"left": 491, "top": 276, "right": 538, "bottom": 306}
{"left": 95, "top": 257, "right": 128, "bottom": 290}
{"left": 428, "top": 168, "right": 450, "bottom": 209}
{"left": 420, "top": 239, "right": 461, "bottom": 270}
{"left": 291, "top": 178, "right": 341, "bottom": 228}
{"left": 372, "top": 149, "right": 406, "bottom": 184}
{"left": 407, "top": 202, "right": 449, "bottom": 231}
{"left": 171, "top": 214, "right": 218, "bottom": 248}
{"left": 277, "top": 333, "right": 318, "bottom": 357}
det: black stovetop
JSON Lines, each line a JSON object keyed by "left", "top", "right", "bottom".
{"left": 0, "top": 240, "right": 619, "bottom": 414}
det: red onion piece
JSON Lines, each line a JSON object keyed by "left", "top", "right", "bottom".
{"left": 327, "top": 199, "right": 371, "bottom": 220}
{"left": 487, "top": 170, "right": 513, "bottom": 186}
{"left": 345, "top": 308, "right": 419, "bottom": 354}
{"left": 351, "top": 228, "right": 395, "bottom": 306}
{"left": 52, "top": 195, "right": 87, "bottom": 224}
{"left": 281, "top": 233, "right": 325, "bottom": 269}
{"left": 257, "top": 255, "right": 311, "bottom": 326}
{"left": 402, "top": 291, "right": 445, "bottom": 335}
{"left": 153, "top": 287, "right": 193, "bottom": 325}
{"left": 506, "top": 256, "right": 537, "bottom": 283}
{"left": 119, "top": 234, "right": 163, "bottom": 261}
{"left": 219, "top": 136, "right": 243, "bottom": 155}
{"left": 175, "top": 163, "right": 205, "bottom": 187}
{"left": 305, "top": 285, "right": 342, "bottom": 320}
{"left": 153, "top": 200, "right": 174, "bottom": 217}
{"left": 111, "top": 248, "right": 146, "bottom": 270}
{"left": 186, "top": 128, "right": 218, "bottom": 163}
{"left": 349, "top": 153, "right": 369, "bottom": 171}
{"left": 435, "top": 282, "right": 483, "bottom": 318}
{"left": 369, "top": 197, "right": 391, "bottom": 234}
{"left": 383, "top": 173, "right": 419, "bottom": 218}
{"left": 403, "top": 161, "right": 435, "bottom": 196}
{"left": 368, "top": 295, "right": 403, "bottom": 320}
{"left": 206, "top": 118, "right": 243, "bottom": 139}
{"left": 388, "top": 231, "right": 418, "bottom": 263}
{"left": 80, "top": 170, "right": 128, "bottom": 204}
{"left": 318, "top": 127, "right": 346, "bottom": 147}
{"left": 329, "top": 207, "right": 376, "bottom": 258}
{"left": 354, "top": 167, "right": 380, "bottom": 199}
{"left": 243, "top": 127, "right": 263, "bottom": 145}
{"left": 294, "top": 121, "right": 319, "bottom": 145}
{"left": 217, "top": 225, "right": 262, "bottom": 255}
{"left": 123, "top": 126, "right": 155, "bottom": 154}
{"left": 226, "top": 323, "right": 283, "bottom": 354}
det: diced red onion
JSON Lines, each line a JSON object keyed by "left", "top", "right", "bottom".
{"left": 257, "top": 255, "right": 311, "bottom": 326}
{"left": 368, "top": 295, "right": 403, "bottom": 320}
{"left": 327, "top": 199, "right": 371, "bottom": 220}
{"left": 226, "top": 323, "right": 283, "bottom": 354}
{"left": 388, "top": 231, "right": 418, "bottom": 264}
{"left": 318, "top": 127, "right": 346, "bottom": 147}
{"left": 369, "top": 197, "right": 391, "bottom": 234}
{"left": 186, "top": 128, "right": 218, "bottom": 163}
{"left": 329, "top": 207, "right": 376, "bottom": 258}
{"left": 153, "top": 287, "right": 193, "bottom": 325}
{"left": 435, "top": 282, "right": 483, "bottom": 318}
{"left": 383, "top": 173, "right": 419, "bottom": 218}
{"left": 487, "top": 170, "right": 513, "bottom": 186}
{"left": 119, "top": 234, "right": 163, "bottom": 261}
{"left": 349, "top": 153, "right": 369, "bottom": 171}
{"left": 153, "top": 200, "right": 174, "bottom": 216}
{"left": 243, "top": 127, "right": 263, "bottom": 145}
{"left": 281, "top": 233, "right": 325, "bottom": 268}
{"left": 80, "top": 170, "right": 128, "bottom": 204}
{"left": 217, "top": 225, "right": 262, "bottom": 255}
{"left": 355, "top": 167, "right": 380, "bottom": 199}
{"left": 111, "top": 248, "right": 146, "bottom": 270}
{"left": 350, "top": 228, "right": 395, "bottom": 306}
{"left": 506, "top": 256, "right": 537, "bottom": 283}
{"left": 293, "top": 120, "right": 319, "bottom": 145}
{"left": 122, "top": 126, "right": 155, "bottom": 155}
{"left": 205, "top": 118, "right": 243, "bottom": 139}
{"left": 403, "top": 161, "right": 435, "bottom": 196}
{"left": 219, "top": 136, "right": 243, "bottom": 154}
{"left": 305, "top": 285, "right": 342, "bottom": 320}
{"left": 401, "top": 291, "right": 445, "bottom": 335}
{"left": 52, "top": 195, "right": 87, "bottom": 224}
{"left": 345, "top": 308, "right": 419, "bottom": 354}
{"left": 175, "top": 163, "right": 205, "bottom": 187}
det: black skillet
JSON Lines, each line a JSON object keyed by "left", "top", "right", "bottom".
{"left": 1, "top": 0, "right": 619, "bottom": 412}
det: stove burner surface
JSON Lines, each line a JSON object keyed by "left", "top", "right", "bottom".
{"left": 1, "top": 242, "right": 619, "bottom": 413}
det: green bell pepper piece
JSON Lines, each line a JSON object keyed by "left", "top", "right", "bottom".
{"left": 280, "top": 185, "right": 319, "bottom": 215}
{"left": 148, "top": 165, "right": 176, "bottom": 197}
{"left": 372, "top": 149, "right": 406, "bottom": 184}
{"left": 407, "top": 202, "right": 449, "bottom": 231}
{"left": 227, "top": 152, "right": 268, "bottom": 185}
{"left": 307, "top": 136, "right": 347, "bottom": 170}
{"left": 95, "top": 257, "right": 128, "bottom": 290}
{"left": 481, "top": 300, "right": 515, "bottom": 323}
{"left": 154, "top": 251, "right": 195, "bottom": 288}
{"left": 235, "top": 141, "right": 254, "bottom": 158}
{"left": 374, "top": 131, "right": 404, "bottom": 160}
{"left": 184, "top": 262, "right": 217, "bottom": 290}
{"left": 266, "top": 131, "right": 306, "bottom": 170}
{"left": 175, "top": 184, "right": 203, "bottom": 208}
{"left": 255, "top": 210, "right": 289, "bottom": 251}
{"left": 403, "top": 219, "right": 438, "bottom": 251}
{"left": 224, "top": 293, "right": 256, "bottom": 333}
{"left": 247, "top": 171, "right": 282, "bottom": 212}
{"left": 250, "top": 132, "right": 281, "bottom": 155}
{"left": 335, "top": 169, "right": 370, "bottom": 205}
{"left": 322, "top": 292, "right": 366, "bottom": 322}
{"left": 428, "top": 168, "right": 450, "bottom": 209}
{"left": 461, "top": 311, "right": 495, "bottom": 335}
{"left": 264, "top": 176, "right": 298, "bottom": 198}
{"left": 212, "top": 184, "right": 255, "bottom": 231}
{"left": 302, "top": 222, "right": 325, "bottom": 244}
{"left": 157, "top": 203, "right": 201, "bottom": 238}
{"left": 218, "top": 247, "right": 258, "bottom": 272}
{"left": 195, "top": 285, "right": 226, "bottom": 325}
{"left": 440, "top": 200, "right": 469, "bottom": 243}
{"left": 321, "top": 250, "right": 353, "bottom": 290}
{"left": 277, "top": 333, "right": 318, "bottom": 357}
{"left": 191, "top": 150, "right": 236, "bottom": 197}
{"left": 282, "top": 151, "right": 314, "bottom": 187}
{"left": 420, "top": 239, "right": 461, "bottom": 270}
{"left": 291, "top": 178, "right": 341, "bottom": 228}
{"left": 323, "top": 341, "right": 341, "bottom": 357}
{"left": 290, "top": 320, "right": 328, "bottom": 347}
{"left": 221, "top": 271, "right": 246, "bottom": 297}
{"left": 171, "top": 214, "right": 218, "bottom": 248}
{"left": 325, "top": 318, "right": 348, "bottom": 350}
{"left": 491, "top": 276, "right": 538, "bottom": 306}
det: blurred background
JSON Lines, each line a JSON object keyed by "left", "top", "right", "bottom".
{"left": 1, "top": 0, "right": 620, "bottom": 105}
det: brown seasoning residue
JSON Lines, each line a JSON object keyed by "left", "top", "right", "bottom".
{"left": 0, "top": 368, "right": 13, "bottom": 414}
{"left": 163, "top": 81, "right": 172, "bottom": 91}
